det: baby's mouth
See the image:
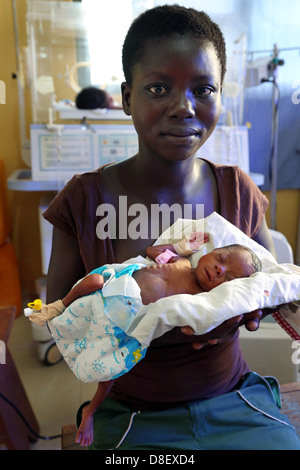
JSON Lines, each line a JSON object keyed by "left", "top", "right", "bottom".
{"left": 204, "top": 268, "right": 211, "bottom": 282}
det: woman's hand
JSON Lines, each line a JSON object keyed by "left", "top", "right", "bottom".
{"left": 181, "top": 309, "right": 265, "bottom": 350}
{"left": 181, "top": 305, "right": 287, "bottom": 349}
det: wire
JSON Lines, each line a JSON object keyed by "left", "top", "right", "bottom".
{"left": 260, "top": 78, "right": 280, "bottom": 181}
{"left": 0, "top": 390, "right": 62, "bottom": 441}
{"left": 112, "top": 411, "right": 140, "bottom": 449}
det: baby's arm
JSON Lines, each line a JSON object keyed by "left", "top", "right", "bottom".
{"left": 28, "top": 273, "right": 104, "bottom": 327}
{"left": 146, "top": 231, "right": 209, "bottom": 263}
{"left": 174, "top": 231, "right": 209, "bottom": 256}
{"left": 75, "top": 380, "right": 114, "bottom": 447}
{"left": 146, "top": 243, "right": 179, "bottom": 263}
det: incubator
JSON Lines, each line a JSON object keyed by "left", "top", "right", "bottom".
{"left": 26, "top": 0, "right": 124, "bottom": 124}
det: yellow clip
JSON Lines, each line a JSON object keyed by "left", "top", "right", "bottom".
{"left": 28, "top": 299, "right": 42, "bottom": 311}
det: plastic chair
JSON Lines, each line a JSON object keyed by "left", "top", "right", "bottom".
{"left": 0, "top": 159, "right": 22, "bottom": 316}
{"left": 269, "top": 229, "right": 294, "bottom": 264}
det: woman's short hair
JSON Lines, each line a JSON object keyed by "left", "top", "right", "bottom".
{"left": 122, "top": 4, "right": 227, "bottom": 86}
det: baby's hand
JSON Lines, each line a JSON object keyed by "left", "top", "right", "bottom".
{"left": 188, "top": 231, "right": 209, "bottom": 251}
{"left": 174, "top": 231, "right": 209, "bottom": 256}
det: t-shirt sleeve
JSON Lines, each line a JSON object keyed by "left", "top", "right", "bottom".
{"left": 216, "top": 165, "right": 269, "bottom": 238}
{"left": 43, "top": 170, "right": 115, "bottom": 272}
{"left": 43, "top": 175, "right": 86, "bottom": 240}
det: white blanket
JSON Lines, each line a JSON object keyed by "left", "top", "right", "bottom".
{"left": 126, "top": 212, "right": 300, "bottom": 346}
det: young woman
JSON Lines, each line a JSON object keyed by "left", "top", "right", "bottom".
{"left": 44, "top": 5, "right": 300, "bottom": 450}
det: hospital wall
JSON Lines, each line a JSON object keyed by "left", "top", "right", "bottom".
{"left": 0, "top": 0, "right": 299, "bottom": 300}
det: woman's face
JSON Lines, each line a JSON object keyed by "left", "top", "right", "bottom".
{"left": 122, "top": 34, "right": 222, "bottom": 163}
{"left": 195, "top": 247, "right": 254, "bottom": 291}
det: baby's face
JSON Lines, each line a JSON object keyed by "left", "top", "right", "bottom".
{"left": 195, "top": 247, "right": 254, "bottom": 291}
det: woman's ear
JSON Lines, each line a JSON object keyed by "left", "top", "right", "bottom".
{"left": 121, "top": 82, "right": 132, "bottom": 116}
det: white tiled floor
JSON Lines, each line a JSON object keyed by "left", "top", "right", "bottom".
{"left": 6, "top": 312, "right": 97, "bottom": 450}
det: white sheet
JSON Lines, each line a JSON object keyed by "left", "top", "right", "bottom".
{"left": 126, "top": 212, "right": 300, "bottom": 346}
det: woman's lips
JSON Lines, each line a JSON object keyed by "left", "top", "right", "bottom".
{"left": 162, "top": 127, "right": 202, "bottom": 138}
{"left": 161, "top": 129, "right": 202, "bottom": 146}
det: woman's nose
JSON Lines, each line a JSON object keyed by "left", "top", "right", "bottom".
{"left": 168, "top": 91, "right": 195, "bottom": 119}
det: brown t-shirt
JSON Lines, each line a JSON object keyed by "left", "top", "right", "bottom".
{"left": 44, "top": 160, "right": 268, "bottom": 410}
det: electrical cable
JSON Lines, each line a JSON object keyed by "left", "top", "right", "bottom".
{"left": 0, "top": 390, "right": 62, "bottom": 441}
{"left": 260, "top": 78, "right": 280, "bottom": 183}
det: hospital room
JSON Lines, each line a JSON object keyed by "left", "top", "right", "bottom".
{"left": 1, "top": 0, "right": 300, "bottom": 452}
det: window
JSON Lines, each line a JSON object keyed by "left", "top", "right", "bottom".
{"left": 82, "top": 0, "right": 132, "bottom": 85}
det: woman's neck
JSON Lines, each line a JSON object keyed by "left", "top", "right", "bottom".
{"left": 134, "top": 152, "right": 200, "bottom": 191}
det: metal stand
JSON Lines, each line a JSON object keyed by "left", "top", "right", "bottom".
{"left": 268, "top": 45, "right": 283, "bottom": 230}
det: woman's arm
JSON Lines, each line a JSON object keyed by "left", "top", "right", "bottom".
{"left": 252, "top": 216, "right": 276, "bottom": 258}
{"left": 242, "top": 215, "right": 277, "bottom": 330}
{"left": 46, "top": 226, "right": 86, "bottom": 303}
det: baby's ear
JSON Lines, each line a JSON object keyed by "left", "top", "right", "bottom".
{"left": 121, "top": 82, "right": 132, "bottom": 116}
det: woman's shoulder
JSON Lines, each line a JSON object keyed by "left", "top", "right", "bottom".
{"left": 202, "top": 158, "right": 244, "bottom": 178}
{"left": 201, "top": 158, "right": 261, "bottom": 193}
{"left": 69, "top": 164, "right": 108, "bottom": 184}
{"left": 199, "top": 158, "right": 268, "bottom": 237}
{"left": 60, "top": 164, "right": 114, "bottom": 198}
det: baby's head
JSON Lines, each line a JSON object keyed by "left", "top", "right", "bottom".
{"left": 122, "top": 4, "right": 227, "bottom": 87}
{"left": 76, "top": 87, "right": 114, "bottom": 109}
{"left": 195, "top": 244, "right": 262, "bottom": 292}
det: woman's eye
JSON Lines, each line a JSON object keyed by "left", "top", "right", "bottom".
{"left": 195, "top": 86, "right": 214, "bottom": 97}
{"left": 147, "top": 85, "right": 168, "bottom": 95}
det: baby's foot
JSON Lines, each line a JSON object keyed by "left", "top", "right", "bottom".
{"left": 75, "top": 405, "right": 94, "bottom": 447}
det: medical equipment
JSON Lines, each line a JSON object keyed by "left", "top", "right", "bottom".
{"left": 24, "top": 299, "right": 42, "bottom": 316}
{"left": 245, "top": 44, "right": 300, "bottom": 229}
{"left": 239, "top": 229, "right": 300, "bottom": 384}
{"left": 27, "top": 281, "right": 63, "bottom": 366}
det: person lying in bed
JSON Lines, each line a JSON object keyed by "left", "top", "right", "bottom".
{"left": 28, "top": 231, "right": 261, "bottom": 446}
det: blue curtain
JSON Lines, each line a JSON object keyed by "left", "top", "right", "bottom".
{"left": 241, "top": 0, "right": 300, "bottom": 189}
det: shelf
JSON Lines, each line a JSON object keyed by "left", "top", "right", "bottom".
{"left": 7, "top": 169, "right": 65, "bottom": 191}
{"left": 7, "top": 168, "right": 265, "bottom": 192}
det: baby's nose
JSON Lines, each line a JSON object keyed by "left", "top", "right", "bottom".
{"left": 215, "top": 264, "right": 226, "bottom": 276}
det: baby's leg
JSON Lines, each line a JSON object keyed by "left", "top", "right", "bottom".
{"left": 75, "top": 405, "right": 95, "bottom": 447}
{"left": 76, "top": 380, "right": 114, "bottom": 447}
{"left": 62, "top": 273, "right": 104, "bottom": 308}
